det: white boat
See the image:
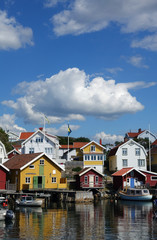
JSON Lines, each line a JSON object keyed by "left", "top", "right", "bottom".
{"left": 16, "top": 195, "right": 43, "bottom": 207}
{"left": 0, "top": 208, "right": 7, "bottom": 221}
{"left": 119, "top": 188, "right": 153, "bottom": 201}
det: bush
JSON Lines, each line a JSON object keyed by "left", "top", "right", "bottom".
{"left": 72, "top": 167, "right": 82, "bottom": 172}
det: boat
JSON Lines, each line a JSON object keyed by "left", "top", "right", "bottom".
{"left": 118, "top": 188, "right": 153, "bottom": 201}
{"left": 0, "top": 206, "right": 15, "bottom": 221}
{"left": 16, "top": 195, "right": 43, "bottom": 207}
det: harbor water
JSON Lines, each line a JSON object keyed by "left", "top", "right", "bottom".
{"left": 0, "top": 199, "right": 157, "bottom": 240}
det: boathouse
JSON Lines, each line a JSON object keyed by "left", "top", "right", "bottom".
{"left": 76, "top": 167, "right": 104, "bottom": 190}
{"left": 0, "top": 164, "right": 9, "bottom": 189}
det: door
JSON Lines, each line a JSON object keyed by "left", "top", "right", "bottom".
{"left": 130, "top": 178, "right": 135, "bottom": 188}
{"left": 33, "top": 176, "right": 45, "bottom": 189}
{"left": 89, "top": 175, "right": 94, "bottom": 187}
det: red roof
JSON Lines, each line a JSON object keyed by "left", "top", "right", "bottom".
{"left": 108, "top": 142, "right": 124, "bottom": 157}
{"left": 4, "top": 153, "right": 42, "bottom": 169}
{"left": 60, "top": 145, "right": 73, "bottom": 149}
{"left": 73, "top": 142, "right": 88, "bottom": 148}
{"left": 19, "top": 132, "right": 34, "bottom": 140}
{"left": 127, "top": 128, "right": 144, "bottom": 138}
{"left": 112, "top": 167, "right": 134, "bottom": 176}
{"left": 152, "top": 139, "right": 157, "bottom": 146}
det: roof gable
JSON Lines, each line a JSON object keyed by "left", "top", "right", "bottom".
{"left": 0, "top": 163, "right": 9, "bottom": 172}
{"left": 112, "top": 167, "right": 146, "bottom": 177}
{"left": 79, "top": 167, "right": 104, "bottom": 177}
{"left": 80, "top": 140, "right": 106, "bottom": 150}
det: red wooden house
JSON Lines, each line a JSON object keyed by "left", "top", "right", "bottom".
{"left": 76, "top": 167, "right": 104, "bottom": 190}
{"left": 0, "top": 164, "right": 9, "bottom": 189}
{"left": 112, "top": 167, "right": 157, "bottom": 191}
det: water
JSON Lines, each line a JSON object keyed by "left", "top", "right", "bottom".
{"left": 0, "top": 200, "right": 157, "bottom": 240}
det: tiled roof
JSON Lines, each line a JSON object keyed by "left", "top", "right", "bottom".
{"left": 73, "top": 142, "right": 89, "bottom": 148}
{"left": 152, "top": 139, "right": 157, "bottom": 146}
{"left": 127, "top": 129, "right": 144, "bottom": 138}
{"left": 19, "top": 132, "right": 34, "bottom": 140}
{"left": 108, "top": 142, "right": 124, "bottom": 157}
{"left": 112, "top": 167, "right": 134, "bottom": 176}
{"left": 60, "top": 145, "right": 73, "bottom": 149}
{"left": 151, "top": 147, "right": 157, "bottom": 154}
{"left": 4, "top": 153, "right": 42, "bottom": 169}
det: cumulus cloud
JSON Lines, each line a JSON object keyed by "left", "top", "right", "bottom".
{"left": 0, "top": 10, "right": 33, "bottom": 50}
{"left": 45, "top": 124, "right": 80, "bottom": 136}
{"left": 50, "top": 0, "right": 157, "bottom": 50}
{"left": 94, "top": 131, "right": 124, "bottom": 145}
{"left": 1, "top": 68, "right": 149, "bottom": 125}
{"left": 0, "top": 114, "right": 26, "bottom": 134}
{"left": 44, "top": 0, "right": 67, "bottom": 8}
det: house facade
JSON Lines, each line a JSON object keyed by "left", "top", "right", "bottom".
{"left": 0, "top": 164, "right": 9, "bottom": 189}
{"left": 112, "top": 167, "right": 157, "bottom": 190}
{"left": 81, "top": 140, "right": 106, "bottom": 174}
{"left": 76, "top": 167, "right": 104, "bottom": 190}
{"left": 125, "top": 128, "right": 156, "bottom": 143}
{"left": 21, "top": 129, "right": 59, "bottom": 160}
{"left": 109, "top": 139, "right": 147, "bottom": 172}
{"left": 0, "top": 140, "right": 8, "bottom": 164}
{"left": 4, "top": 152, "right": 67, "bottom": 191}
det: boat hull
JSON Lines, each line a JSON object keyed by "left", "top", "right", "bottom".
{"left": 119, "top": 191, "right": 152, "bottom": 201}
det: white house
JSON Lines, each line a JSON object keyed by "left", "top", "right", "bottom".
{"left": 125, "top": 128, "right": 156, "bottom": 143}
{"left": 21, "top": 129, "right": 60, "bottom": 160}
{"left": 109, "top": 139, "right": 147, "bottom": 172}
{"left": 0, "top": 140, "right": 8, "bottom": 164}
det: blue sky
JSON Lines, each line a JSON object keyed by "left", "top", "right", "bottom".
{"left": 0, "top": 0, "right": 157, "bottom": 144}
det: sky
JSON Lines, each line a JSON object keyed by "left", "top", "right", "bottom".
{"left": 0, "top": 0, "right": 157, "bottom": 144}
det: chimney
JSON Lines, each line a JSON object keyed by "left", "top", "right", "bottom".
{"left": 99, "top": 138, "right": 102, "bottom": 145}
{"left": 138, "top": 128, "right": 141, "bottom": 133}
{"left": 39, "top": 127, "right": 43, "bottom": 131}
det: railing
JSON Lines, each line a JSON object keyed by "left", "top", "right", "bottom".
{"left": 6, "top": 182, "right": 17, "bottom": 191}
{"left": 80, "top": 182, "right": 104, "bottom": 188}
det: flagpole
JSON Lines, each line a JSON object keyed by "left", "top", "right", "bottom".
{"left": 149, "top": 124, "right": 151, "bottom": 171}
{"left": 68, "top": 133, "right": 69, "bottom": 161}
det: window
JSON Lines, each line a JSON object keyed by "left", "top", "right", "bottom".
{"left": 45, "top": 148, "right": 53, "bottom": 154}
{"left": 151, "top": 176, "right": 157, "bottom": 181}
{"left": 40, "top": 159, "right": 44, "bottom": 165}
{"left": 85, "top": 155, "right": 88, "bottom": 160}
{"left": 91, "top": 155, "right": 94, "bottom": 160}
{"left": 29, "top": 148, "right": 34, "bottom": 154}
{"left": 94, "top": 155, "right": 96, "bottom": 160}
{"left": 52, "top": 170, "right": 56, "bottom": 174}
{"left": 135, "top": 148, "right": 140, "bottom": 156}
{"left": 138, "top": 159, "right": 145, "bottom": 167}
{"left": 0, "top": 158, "right": 2, "bottom": 164}
{"left": 91, "top": 145, "right": 95, "bottom": 152}
{"left": 84, "top": 176, "right": 88, "bottom": 183}
{"left": 36, "top": 137, "right": 43, "bottom": 143}
{"left": 122, "top": 159, "right": 128, "bottom": 167}
{"left": 122, "top": 148, "right": 127, "bottom": 156}
{"left": 25, "top": 177, "right": 30, "bottom": 183}
{"left": 95, "top": 176, "right": 99, "bottom": 184}
{"left": 52, "top": 177, "right": 56, "bottom": 183}
{"left": 29, "top": 165, "right": 34, "bottom": 169}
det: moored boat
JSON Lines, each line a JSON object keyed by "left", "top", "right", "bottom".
{"left": 16, "top": 195, "right": 43, "bottom": 207}
{"left": 119, "top": 188, "right": 153, "bottom": 201}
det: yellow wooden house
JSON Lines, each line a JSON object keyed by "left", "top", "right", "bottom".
{"left": 4, "top": 152, "right": 67, "bottom": 191}
{"left": 80, "top": 140, "right": 106, "bottom": 174}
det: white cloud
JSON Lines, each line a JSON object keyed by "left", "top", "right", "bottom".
{"left": 105, "top": 67, "right": 123, "bottom": 74}
{"left": 0, "top": 114, "right": 26, "bottom": 134}
{"left": 50, "top": 0, "right": 157, "bottom": 50}
{"left": 45, "top": 124, "right": 80, "bottom": 136}
{"left": 131, "top": 34, "right": 157, "bottom": 51}
{"left": 0, "top": 10, "right": 34, "bottom": 50}
{"left": 94, "top": 131, "right": 124, "bottom": 144}
{"left": 124, "top": 55, "right": 149, "bottom": 68}
{"left": 44, "top": 0, "right": 67, "bottom": 8}
{"left": 2, "top": 68, "right": 149, "bottom": 125}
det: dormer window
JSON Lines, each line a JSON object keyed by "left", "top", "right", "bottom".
{"left": 36, "top": 137, "right": 43, "bottom": 143}
{"left": 91, "top": 145, "right": 95, "bottom": 152}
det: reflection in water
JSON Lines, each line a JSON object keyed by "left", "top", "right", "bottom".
{"left": 0, "top": 200, "right": 157, "bottom": 239}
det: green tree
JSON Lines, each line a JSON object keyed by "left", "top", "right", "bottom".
{"left": 0, "top": 127, "right": 13, "bottom": 152}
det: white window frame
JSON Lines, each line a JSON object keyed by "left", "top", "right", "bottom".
{"left": 29, "top": 148, "right": 34, "bottom": 154}
{"left": 95, "top": 176, "right": 99, "bottom": 184}
{"left": 29, "top": 165, "right": 35, "bottom": 169}
{"left": 91, "top": 145, "right": 96, "bottom": 152}
{"left": 138, "top": 159, "right": 145, "bottom": 167}
{"left": 122, "top": 159, "right": 128, "bottom": 167}
{"left": 25, "top": 177, "right": 31, "bottom": 184}
{"left": 135, "top": 148, "right": 140, "bottom": 156}
{"left": 151, "top": 176, "right": 157, "bottom": 181}
{"left": 52, "top": 177, "right": 56, "bottom": 183}
{"left": 122, "top": 148, "right": 127, "bottom": 156}
{"left": 52, "top": 170, "right": 56, "bottom": 174}
{"left": 40, "top": 159, "right": 44, "bottom": 165}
